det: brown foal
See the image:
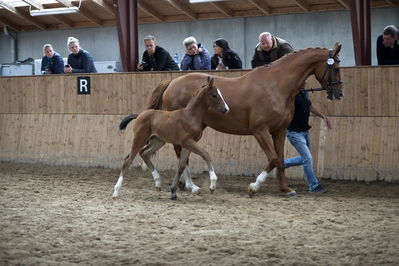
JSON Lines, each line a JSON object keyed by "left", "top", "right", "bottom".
{"left": 113, "top": 76, "right": 229, "bottom": 200}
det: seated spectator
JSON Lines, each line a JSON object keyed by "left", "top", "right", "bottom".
{"left": 251, "top": 32, "right": 294, "bottom": 68}
{"left": 138, "top": 35, "right": 179, "bottom": 71}
{"left": 376, "top": 25, "right": 399, "bottom": 65}
{"left": 180, "top": 36, "right": 211, "bottom": 70}
{"left": 41, "top": 44, "right": 64, "bottom": 74}
{"left": 211, "top": 38, "right": 242, "bottom": 70}
{"left": 64, "top": 37, "right": 97, "bottom": 74}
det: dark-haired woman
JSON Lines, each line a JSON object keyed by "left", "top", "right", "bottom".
{"left": 211, "top": 38, "right": 242, "bottom": 70}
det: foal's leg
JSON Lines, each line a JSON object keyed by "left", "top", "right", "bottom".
{"left": 140, "top": 136, "right": 165, "bottom": 191}
{"left": 113, "top": 127, "right": 150, "bottom": 198}
{"left": 248, "top": 130, "right": 280, "bottom": 197}
{"left": 174, "top": 144, "right": 200, "bottom": 193}
{"left": 170, "top": 148, "right": 190, "bottom": 200}
{"left": 183, "top": 140, "right": 218, "bottom": 192}
{"left": 273, "top": 130, "right": 297, "bottom": 196}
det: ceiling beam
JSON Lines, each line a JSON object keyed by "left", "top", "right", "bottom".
{"left": 384, "top": 0, "right": 395, "bottom": 5}
{"left": 24, "top": 0, "right": 74, "bottom": 27}
{"left": 0, "top": 0, "right": 47, "bottom": 30}
{"left": 294, "top": 0, "right": 310, "bottom": 11}
{"left": 0, "top": 17, "right": 21, "bottom": 32}
{"left": 92, "top": 0, "right": 115, "bottom": 16}
{"left": 56, "top": 0, "right": 102, "bottom": 26}
{"left": 337, "top": 0, "right": 350, "bottom": 9}
{"left": 167, "top": 0, "right": 197, "bottom": 20}
{"left": 211, "top": 2, "right": 233, "bottom": 17}
{"left": 139, "top": 1, "right": 164, "bottom": 21}
{"left": 248, "top": 0, "right": 271, "bottom": 15}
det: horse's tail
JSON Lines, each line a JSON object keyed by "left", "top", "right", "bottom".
{"left": 146, "top": 79, "right": 172, "bottom": 110}
{"left": 119, "top": 114, "right": 138, "bottom": 130}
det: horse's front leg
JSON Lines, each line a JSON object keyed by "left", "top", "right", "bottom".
{"left": 273, "top": 130, "right": 297, "bottom": 196}
{"left": 183, "top": 140, "right": 217, "bottom": 192}
{"left": 248, "top": 130, "right": 278, "bottom": 197}
{"left": 140, "top": 136, "right": 166, "bottom": 191}
{"left": 174, "top": 145, "right": 200, "bottom": 193}
{"left": 171, "top": 149, "right": 190, "bottom": 200}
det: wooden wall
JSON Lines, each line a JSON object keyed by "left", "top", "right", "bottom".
{"left": 0, "top": 66, "right": 398, "bottom": 182}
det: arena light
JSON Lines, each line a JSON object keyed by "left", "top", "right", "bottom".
{"left": 30, "top": 6, "right": 79, "bottom": 16}
{"left": 189, "top": 0, "right": 226, "bottom": 3}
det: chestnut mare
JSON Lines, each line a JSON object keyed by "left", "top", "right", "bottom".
{"left": 113, "top": 76, "right": 229, "bottom": 199}
{"left": 122, "top": 43, "right": 343, "bottom": 197}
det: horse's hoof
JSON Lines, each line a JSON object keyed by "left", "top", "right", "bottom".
{"left": 155, "top": 186, "right": 161, "bottom": 192}
{"left": 191, "top": 186, "right": 200, "bottom": 194}
{"left": 209, "top": 188, "right": 215, "bottom": 194}
{"left": 286, "top": 190, "right": 297, "bottom": 197}
{"left": 248, "top": 184, "right": 256, "bottom": 198}
{"left": 178, "top": 181, "right": 186, "bottom": 191}
{"left": 112, "top": 192, "right": 119, "bottom": 198}
{"left": 171, "top": 195, "right": 177, "bottom": 200}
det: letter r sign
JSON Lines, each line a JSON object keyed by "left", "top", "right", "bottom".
{"left": 77, "top": 77, "right": 91, "bottom": 95}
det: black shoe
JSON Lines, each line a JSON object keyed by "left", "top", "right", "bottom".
{"left": 309, "top": 185, "right": 327, "bottom": 194}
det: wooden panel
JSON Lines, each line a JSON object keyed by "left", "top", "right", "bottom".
{"left": 1, "top": 66, "right": 399, "bottom": 182}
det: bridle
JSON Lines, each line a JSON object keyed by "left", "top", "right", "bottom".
{"left": 304, "top": 50, "right": 343, "bottom": 99}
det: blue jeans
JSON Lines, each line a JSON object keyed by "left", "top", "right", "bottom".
{"left": 284, "top": 130, "right": 319, "bottom": 191}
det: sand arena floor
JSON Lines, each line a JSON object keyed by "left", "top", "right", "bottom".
{"left": 0, "top": 162, "right": 398, "bottom": 265}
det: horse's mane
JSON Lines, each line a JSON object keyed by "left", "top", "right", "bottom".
{"left": 254, "top": 47, "right": 328, "bottom": 71}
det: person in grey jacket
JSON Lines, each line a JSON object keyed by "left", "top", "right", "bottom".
{"left": 64, "top": 37, "right": 97, "bottom": 74}
{"left": 180, "top": 36, "right": 211, "bottom": 70}
{"left": 251, "top": 32, "right": 294, "bottom": 68}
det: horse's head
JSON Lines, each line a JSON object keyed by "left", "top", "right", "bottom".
{"left": 203, "top": 76, "right": 229, "bottom": 114}
{"left": 314, "top": 42, "right": 344, "bottom": 100}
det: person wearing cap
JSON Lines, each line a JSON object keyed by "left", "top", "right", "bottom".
{"left": 64, "top": 37, "right": 97, "bottom": 74}
{"left": 41, "top": 44, "right": 64, "bottom": 74}
{"left": 180, "top": 36, "right": 211, "bottom": 70}
{"left": 376, "top": 25, "right": 399, "bottom": 65}
{"left": 211, "top": 38, "right": 242, "bottom": 70}
{"left": 251, "top": 32, "right": 294, "bottom": 68}
{"left": 137, "top": 35, "right": 179, "bottom": 71}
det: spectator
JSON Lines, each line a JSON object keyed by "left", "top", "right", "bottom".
{"left": 137, "top": 35, "right": 179, "bottom": 71}
{"left": 64, "top": 37, "right": 97, "bottom": 74}
{"left": 284, "top": 81, "right": 331, "bottom": 194}
{"left": 251, "top": 32, "right": 294, "bottom": 68}
{"left": 211, "top": 38, "right": 242, "bottom": 70}
{"left": 376, "top": 25, "right": 399, "bottom": 65}
{"left": 180, "top": 36, "right": 211, "bottom": 70}
{"left": 41, "top": 44, "right": 64, "bottom": 74}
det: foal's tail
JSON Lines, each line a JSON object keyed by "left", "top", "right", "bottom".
{"left": 119, "top": 114, "right": 138, "bottom": 130}
{"left": 119, "top": 79, "right": 172, "bottom": 131}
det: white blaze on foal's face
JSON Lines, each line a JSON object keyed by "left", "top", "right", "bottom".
{"left": 217, "top": 88, "right": 229, "bottom": 112}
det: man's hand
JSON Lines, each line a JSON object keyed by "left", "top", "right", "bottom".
{"left": 64, "top": 65, "right": 72, "bottom": 73}
{"left": 323, "top": 115, "right": 332, "bottom": 130}
{"left": 137, "top": 64, "right": 144, "bottom": 70}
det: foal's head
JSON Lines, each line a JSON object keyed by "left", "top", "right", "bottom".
{"left": 200, "top": 76, "right": 229, "bottom": 114}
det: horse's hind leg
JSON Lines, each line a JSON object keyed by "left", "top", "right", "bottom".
{"left": 113, "top": 127, "right": 150, "bottom": 198}
{"left": 140, "top": 136, "right": 165, "bottom": 191}
{"left": 171, "top": 148, "right": 190, "bottom": 200}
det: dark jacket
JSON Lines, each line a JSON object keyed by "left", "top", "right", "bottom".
{"left": 180, "top": 43, "right": 211, "bottom": 70}
{"left": 376, "top": 34, "right": 399, "bottom": 65}
{"left": 211, "top": 49, "right": 242, "bottom": 70}
{"left": 67, "top": 49, "right": 97, "bottom": 73}
{"left": 141, "top": 46, "right": 179, "bottom": 71}
{"left": 287, "top": 91, "right": 312, "bottom": 132}
{"left": 41, "top": 52, "right": 64, "bottom": 74}
{"left": 251, "top": 37, "right": 294, "bottom": 68}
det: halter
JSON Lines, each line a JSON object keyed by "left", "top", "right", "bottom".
{"left": 304, "top": 50, "right": 343, "bottom": 98}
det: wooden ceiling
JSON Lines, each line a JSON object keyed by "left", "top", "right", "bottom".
{"left": 0, "top": 0, "right": 398, "bottom": 32}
